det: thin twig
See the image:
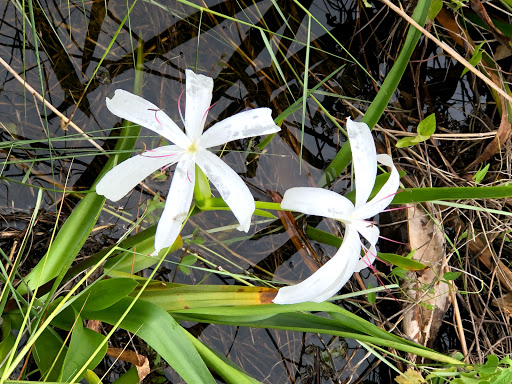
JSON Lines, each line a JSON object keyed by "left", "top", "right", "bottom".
{"left": 381, "top": 0, "right": 512, "bottom": 104}
{"left": 0, "top": 56, "right": 105, "bottom": 152}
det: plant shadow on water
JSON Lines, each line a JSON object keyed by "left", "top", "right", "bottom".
{"left": 1, "top": 0, "right": 512, "bottom": 382}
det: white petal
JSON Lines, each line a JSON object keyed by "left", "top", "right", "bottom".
{"left": 351, "top": 220, "right": 379, "bottom": 272}
{"left": 280, "top": 187, "right": 354, "bottom": 221}
{"left": 200, "top": 108, "right": 280, "bottom": 148}
{"left": 96, "top": 146, "right": 182, "bottom": 202}
{"left": 184, "top": 69, "right": 214, "bottom": 142}
{"left": 195, "top": 149, "right": 254, "bottom": 232}
{"left": 352, "top": 220, "right": 379, "bottom": 245}
{"left": 106, "top": 90, "right": 190, "bottom": 148}
{"left": 154, "top": 155, "right": 196, "bottom": 252}
{"left": 347, "top": 118, "right": 377, "bottom": 209}
{"left": 356, "top": 154, "right": 400, "bottom": 219}
{"left": 273, "top": 228, "right": 361, "bottom": 304}
{"left": 354, "top": 243, "right": 377, "bottom": 272}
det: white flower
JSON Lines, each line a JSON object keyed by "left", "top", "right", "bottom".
{"left": 273, "top": 119, "right": 399, "bottom": 304}
{"left": 96, "top": 70, "right": 280, "bottom": 253}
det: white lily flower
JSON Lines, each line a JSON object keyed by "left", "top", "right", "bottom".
{"left": 96, "top": 69, "right": 280, "bottom": 253}
{"left": 273, "top": 118, "right": 399, "bottom": 304}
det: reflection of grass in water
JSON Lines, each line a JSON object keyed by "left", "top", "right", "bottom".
{"left": 2, "top": 0, "right": 512, "bottom": 382}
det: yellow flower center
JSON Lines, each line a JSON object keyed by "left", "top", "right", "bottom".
{"left": 188, "top": 143, "right": 198, "bottom": 153}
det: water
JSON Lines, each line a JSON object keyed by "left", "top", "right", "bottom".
{"left": 2, "top": 0, "right": 508, "bottom": 382}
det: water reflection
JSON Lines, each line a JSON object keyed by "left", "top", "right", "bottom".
{"left": 1, "top": 0, "right": 502, "bottom": 382}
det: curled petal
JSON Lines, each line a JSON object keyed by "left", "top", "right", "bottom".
{"left": 281, "top": 187, "right": 354, "bottom": 221}
{"left": 96, "top": 146, "right": 182, "bottom": 202}
{"left": 106, "top": 90, "right": 190, "bottom": 148}
{"left": 195, "top": 150, "right": 254, "bottom": 232}
{"left": 353, "top": 220, "right": 380, "bottom": 247}
{"left": 273, "top": 228, "right": 361, "bottom": 304}
{"left": 356, "top": 154, "right": 400, "bottom": 219}
{"left": 347, "top": 118, "right": 377, "bottom": 209}
{"left": 355, "top": 243, "right": 377, "bottom": 272}
{"left": 184, "top": 69, "right": 214, "bottom": 142}
{"left": 200, "top": 108, "right": 280, "bottom": 148}
{"left": 351, "top": 215, "right": 379, "bottom": 272}
{"left": 154, "top": 155, "right": 196, "bottom": 252}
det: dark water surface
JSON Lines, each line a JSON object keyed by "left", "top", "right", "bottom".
{"left": 1, "top": 0, "right": 509, "bottom": 382}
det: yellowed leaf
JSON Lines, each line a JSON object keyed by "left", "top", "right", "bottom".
{"left": 395, "top": 368, "right": 425, "bottom": 384}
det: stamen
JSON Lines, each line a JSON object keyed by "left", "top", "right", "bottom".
{"left": 200, "top": 102, "right": 217, "bottom": 127}
{"left": 359, "top": 242, "right": 399, "bottom": 302}
{"left": 141, "top": 152, "right": 176, "bottom": 159}
{"left": 148, "top": 108, "right": 162, "bottom": 125}
{"left": 178, "top": 89, "right": 185, "bottom": 126}
{"left": 379, "top": 235, "right": 406, "bottom": 245}
{"left": 376, "top": 189, "right": 403, "bottom": 203}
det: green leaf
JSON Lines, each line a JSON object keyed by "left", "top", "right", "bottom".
{"left": 85, "top": 298, "right": 215, "bottom": 384}
{"left": 428, "top": 0, "right": 443, "bottom": 20}
{"left": 0, "top": 318, "right": 15, "bottom": 376}
{"left": 33, "top": 327, "right": 66, "bottom": 381}
{"left": 112, "top": 366, "right": 140, "bottom": 384}
{"left": 61, "top": 312, "right": 107, "bottom": 382}
{"left": 479, "top": 355, "right": 499, "bottom": 374}
{"left": 379, "top": 253, "right": 427, "bottom": 271}
{"left": 367, "top": 283, "right": 376, "bottom": 304}
{"left": 417, "top": 113, "right": 436, "bottom": 137}
{"left": 104, "top": 236, "right": 182, "bottom": 275}
{"left": 307, "top": 225, "right": 342, "bottom": 247}
{"left": 396, "top": 114, "right": 436, "bottom": 148}
{"left": 473, "top": 163, "right": 490, "bottom": 184}
{"left": 170, "top": 303, "right": 462, "bottom": 365}
{"left": 442, "top": 272, "right": 461, "bottom": 281}
{"left": 52, "top": 278, "right": 138, "bottom": 330}
{"left": 461, "top": 42, "right": 485, "bottom": 77}
{"left": 194, "top": 164, "right": 211, "bottom": 208}
{"left": 395, "top": 136, "right": 420, "bottom": 148}
{"left": 391, "top": 183, "right": 512, "bottom": 204}
{"left": 178, "top": 254, "right": 198, "bottom": 275}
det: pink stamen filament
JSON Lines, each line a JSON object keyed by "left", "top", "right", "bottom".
{"left": 377, "top": 189, "right": 403, "bottom": 203}
{"left": 141, "top": 153, "right": 176, "bottom": 158}
{"left": 178, "top": 89, "right": 185, "bottom": 126}
{"left": 197, "top": 101, "right": 218, "bottom": 131}
{"left": 359, "top": 242, "right": 399, "bottom": 302}
{"left": 148, "top": 108, "right": 162, "bottom": 125}
{"left": 379, "top": 235, "right": 406, "bottom": 245}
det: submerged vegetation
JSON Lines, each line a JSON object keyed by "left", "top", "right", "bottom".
{"left": 1, "top": 0, "right": 512, "bottom": 382}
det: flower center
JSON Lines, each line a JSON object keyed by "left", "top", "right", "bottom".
{"left": 188, "top": 142, "right": 198, "bottom": 154}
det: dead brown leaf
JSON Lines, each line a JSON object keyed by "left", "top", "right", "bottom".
{"left": 403, "top": 204, "right": 451, "bottom": 353}
{"left": 106, "top": 347, "right": 150, "bottom": 382}
{"left": 269, "top": 190, "right": 320, "bottom": 273}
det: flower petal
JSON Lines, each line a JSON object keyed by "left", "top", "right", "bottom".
{"left": 355, "top": 154, "right": 400, "bottom": 219}
{"left": 154, "top": 155, "right": 196, "bottom": 252}
{"left": 355, "top": 243, "right": 378, "bottom": 272}
{"left": 347, "top": 118, "right": 377, "bottom": 209}
{"left": 200, "top": 108, "right": 280, "bottom": 148}
{"left": 96, "top": 146, "right": 182, "bottom": 202}
{"left": 352, "top": 220, "right": 379, "bottom": 272}
{"left": 273, "top": 227, "right": 361, "bottom": 304}
{"left": 184, "top": 69, "right": 214, "bottom": 142}
{"left": 106, "top": 90, "right": 190, "bottom": 148}
{"left": 280, "top": 187, "right": 354, "bottom": 221}
{"left": 195, "top": 149, "right": 254, "bottom": 232}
